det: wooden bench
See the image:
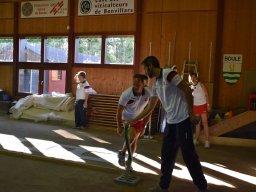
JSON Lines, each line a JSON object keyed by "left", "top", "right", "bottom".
{"left": 87, "top": 94, "right": 160, "bottom": 135}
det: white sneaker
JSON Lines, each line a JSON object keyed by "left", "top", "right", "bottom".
{"left": 193, "top": 139, "right": 199, "bottom": 145}
{"left": 204, "top": 140, "right": 210, "bottom": 148}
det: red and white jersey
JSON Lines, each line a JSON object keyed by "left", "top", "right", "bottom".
{"left": 76, "top": 81, "right": 91, "bottom": 100}
{"left": 119, "top": 87, "right": 151, "bottom": 120}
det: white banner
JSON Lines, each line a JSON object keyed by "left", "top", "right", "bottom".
{"left": 21, "top": 0, "right": 68, "bottom": 18}
{"left": 78, "top": 0, "right": 134, "bottom": 16}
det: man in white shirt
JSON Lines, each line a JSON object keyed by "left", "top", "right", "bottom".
{"left": 126, "top": 56, "right": 208, "bottom": 192}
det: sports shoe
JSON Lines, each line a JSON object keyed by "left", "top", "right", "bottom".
{"left": 204, "top": 140, "right": 210, "bottom": 148}
{"left": 148, "top": 186, "right": 169, "bottom": 192}
{"left": 80, "top": 126, "right": 87, "bottom": 130}
{"left": 193, "top": 139, "right": 199, "bottom": 145}
{"left": 117, "top": 151, "right": 125, "bottom": 166}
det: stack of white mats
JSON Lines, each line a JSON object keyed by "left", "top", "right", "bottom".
{"left": 9, "top": 92, "right": 75, "bottom": 122}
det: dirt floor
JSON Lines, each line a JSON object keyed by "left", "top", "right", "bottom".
{"left": 0, "top": 114, "right": 255, "bottom": 192}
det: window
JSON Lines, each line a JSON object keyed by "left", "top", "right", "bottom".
{"left": 75, "top": 36, "right": 102, "bottom": 64}
{"left": 51, "top": 70, "right": 62, "bottom": 80}
{"left": 15, "top": 34, "right": 135, "bottom": 96}
{"left": 58, "top": 70, "right": 62, "bottom": 80}
{"left": 19, "top": 37, "right": 41, "bottom": 62}
{"left": 0, "top": 38, "right": 13, "bottom": 62}
{"left": 44, "top": 70, "right": 66, "bottom": 94}
{"left": 44, "top": 37, "right": 68, "bottom": 63}
{"left": 74, "top": 35, "right": 135, "bottom": 65}
{"left": 18, "top": 69, "right": 39, "bottom": 94}
{"left": 17, "top": 36, "right": 67, "bottom": 95}
{"left": 105, "top": 35, "right": 134, "bottom": 65}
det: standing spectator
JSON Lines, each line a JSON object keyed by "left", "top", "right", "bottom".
{"left": 74, "top": 71, "right": 90, "bottom": 129}
{"left": 189, "top": 73, "right": 211, "bottom": 148}
{"left": 117, "top": 74, "right": 151, "bottom": 170}
{"left": 126, "top": 56, "right": 208, "bottom": 192}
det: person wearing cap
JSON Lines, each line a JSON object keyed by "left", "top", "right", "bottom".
{"left": 74, "top": 71, "right": 90, "bottom": 129}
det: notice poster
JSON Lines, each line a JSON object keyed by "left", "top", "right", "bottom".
{"left": 78, "top": 0, "right": 134, "bottom": 16}
{"left": 21, "top": 0, "right": 68, "bottom": 18}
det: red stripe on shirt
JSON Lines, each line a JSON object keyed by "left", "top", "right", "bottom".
{"left": 167, "top": 71, "right": 178, "bottom": 82}
{"left": 127, "top": 100, "right": 135, "bottom": 104}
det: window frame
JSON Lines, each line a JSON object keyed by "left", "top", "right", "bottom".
{"left": 18, "top": 68, "right": 40, "bottom": 94}
{"left": 1, "top": 32, "right": 138, "bottom": 97}
{"left": 73, "top": 32, "right": 136, "bottom": 69}
{"left": 44, "top": 36, "right": 69, "bottom": 64}
{"left": 74, "top": 35, "right": 102, "bottom": 65}
{"left": 18, "top": 36, "right": 42, "bottom": 63}
{"left": 16, "top": 34, "right": 68, "bottom": 96}
{"left": 0, "top": 36, "right": 14, "bottom": 63}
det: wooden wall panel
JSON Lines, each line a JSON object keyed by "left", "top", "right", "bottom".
{"left": 0, "top": 3, "right": 14, "bottom": 34}
{"left": 139, "top": 13, "right": 162, "bottom": 73}
{"left": 139, "top": 12, "right": 217, "bottom": 82}
{"left": 249, "top": 4, "right": 256, "bottom": 71}
{"left": 0, "top": 65, "right": 13, "bottom": 96}
{"left": 216, "top": 0, "right": 256, "bottom": 110}
{"left": 74, "top": 15, "right": 136, "bottom": 33}
{"left": 74, "top": 0, "right": 137, "bottom": 33}
{"left": 19, "top": 18, "right": 70, "bottom": 34}
{"left": 72, "top": 67, "right": 133, "bottom": 96}
{"left": 0, "top": 3, "right": 14, "bottom": 18}
{"left": 141, "top": 0, "right": 217, "bottom": 13}
{"left": 162, "top": 0, "right": 218, "bottom": 12}
{"left": 0, "top": 19, "right": 13, "bottom": 35}
{"left": 142, "top": 0, "right": 163, "bottom": 13}
{"left": 160, "top": 12, "right": 217, "bottom": 83}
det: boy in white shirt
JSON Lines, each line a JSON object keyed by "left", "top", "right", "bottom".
{"left": 74, "top": 71, "right": 90, "bottom": 129}
{"left": 116, "top": 74, "right": 151, "bottom": 168}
